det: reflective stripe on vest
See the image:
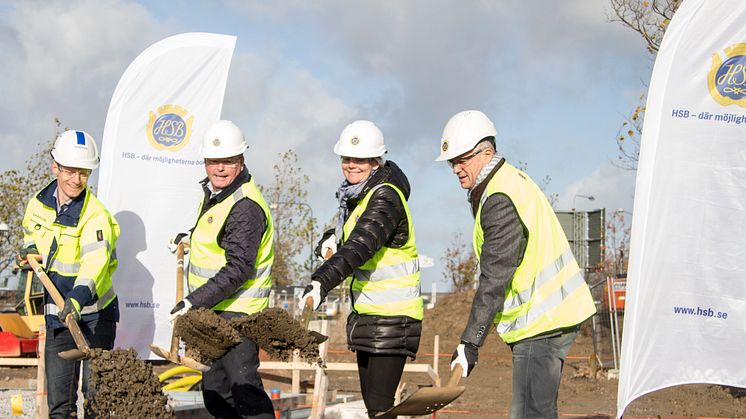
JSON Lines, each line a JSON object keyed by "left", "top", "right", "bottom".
{"left": 187, "top": 178, "right": 274, "bottom": 314}
{"left": 22, "top": 183, "right": 119, "bottom": 316}
{"left": 343, "top": 183, "right": 423, "bottom": 320}
{"left": 45, "top": 287, "right": 117, "bottom": 316}
{"left": 473, "top": 163, "right": 596, "bottom": 343}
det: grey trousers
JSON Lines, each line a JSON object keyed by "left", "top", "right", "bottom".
{"left": 509, "top": 330, "right": 577, "bottom": 419}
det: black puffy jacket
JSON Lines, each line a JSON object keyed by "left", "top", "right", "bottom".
{"left": 312, "top": 161, "right": 422, "bottom": 358}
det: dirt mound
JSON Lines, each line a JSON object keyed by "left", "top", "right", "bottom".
{"left": 231, "top": 307, "right": 321, "bottom": 364}
{"left": 421, "top": 289, "right": 477, "bottom": 351}
{"left": 175, "top": 308, "right": 321, "bottom": 365}
{"left": 87, "top": 348, "right": 173, "bottom": 418}
{"left": 174, "top": 308, "right": 242, "bottom": 362}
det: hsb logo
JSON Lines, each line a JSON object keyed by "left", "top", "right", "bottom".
{"left": 147, "top": 105, "right": 194, "bottom": 151}
{"left": 708, "top": 43, "right": 746, "bottom": 107}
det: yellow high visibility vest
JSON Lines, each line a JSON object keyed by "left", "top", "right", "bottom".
{"left": 22, "top": 183, "right": 119, "bottom": 318}
{"left": 187, "top": 178, "right": 274, "bottom": 314}
{"left": 343, "top": 183, "right": 423, "bottom": 320}
{"left": 473, "top": 163, "right": 596, "bottom": 343}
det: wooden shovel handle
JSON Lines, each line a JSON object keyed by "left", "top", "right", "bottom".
{"left": 447, "top": 364, "right": 463, "bottom": 387}
{"left": 300, "top": 297, "right": 314, "bottom": 328}
{"left": 169, "top": 241, "right": 187, "bottom": 356}
{"left": 27, "top": 255, "right": 90, "bottom": 353}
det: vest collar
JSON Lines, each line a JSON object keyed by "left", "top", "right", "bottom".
{"left": 200, "top": 166, "right": 251, "bottom": 205}
{"left": 469, "top": 157, "right": 505, "bottom": 217}
{"left": 36, "top": 180, "right": 88, "bottom": 227}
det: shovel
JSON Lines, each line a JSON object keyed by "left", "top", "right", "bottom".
{"left": 376, "top": 364, "right": 466, "bottom": 416}
{"left": 26, "top": 255, "right": 91, "bottom": 361}
{"left": 149, "top": 242, "right": 210, "bottom": 371}
{"left": 300, "top": 296, "right": 328, "bottom": 344}
{"left": 298, "top": 246, "right": 334, "bottom": 344}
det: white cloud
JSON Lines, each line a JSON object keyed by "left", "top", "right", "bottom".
{"left": 558, "top": 161, "right": 637, "bottom": 213}
{"left": 0, "top": 0, "right": 169, "bottom": 171}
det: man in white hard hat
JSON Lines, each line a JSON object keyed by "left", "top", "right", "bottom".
{"left": 18, "top": 130, "right": 120, "bottom": 417}
{"left": 169, "top": 120, "right": 275, "bottom": 418}
{"left": 438, "top": 111, "right": 596, "bottom": 418}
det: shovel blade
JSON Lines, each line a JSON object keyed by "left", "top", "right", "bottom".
{"left": 149, "top": 344, "right": 178, "bottom": 363}
{"left": 377, "top": 385, "right": 466, "bottom": 416}
{"left": 58, "top": 348, "right": 88, "bottom": 361}
{"left": 309, "top": 331, "right": 328, "bottom": 344}
{"left": 150, "top": 344, "right": 211, "bottom": 372}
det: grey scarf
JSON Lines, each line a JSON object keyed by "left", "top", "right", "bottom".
{"left": 334, "top": 169, "right": 377, "bottom": 238}
{"left": 468, "top": 154, "right": 500, "bottom": 199}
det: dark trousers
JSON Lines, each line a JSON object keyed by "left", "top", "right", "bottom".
{"left": 202, "top": 336, "right": 274, "bottom": 419}
{"left": 45, "top": 319, "right": 116, "bottom": 419}
{"left": 510, "top": 330, "right": 577, "bottom": 419}
{"left": 356, "top": 351, "right": 407, "bottom": 419}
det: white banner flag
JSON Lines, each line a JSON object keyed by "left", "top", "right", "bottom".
{"left": 618, "top": 1, "right": 746, "bottom": 415}
{"left": 98, "top": 33, "right": 235, "bottom": 358}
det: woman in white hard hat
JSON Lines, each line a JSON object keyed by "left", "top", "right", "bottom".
{"left": 299, "top": 120, "right": 423, "bottom": 418}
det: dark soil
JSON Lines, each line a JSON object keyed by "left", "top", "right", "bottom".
{"left": 174, "top": 307, "right": 321, "bottom": 365}
{"left": 86, "top": 348, "right": 173, "bottom": 418}
{"left": 174, "top": 308, "right": 242, "bottom": 362}
{"left": 231, "top": 307, "right": 321, "bottom": 364}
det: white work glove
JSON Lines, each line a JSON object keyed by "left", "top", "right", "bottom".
{"left": 298, "top": 280, "right": 324, "bottom": 311}
{"left": 167, "top": 233, "right": 190, "bottom": 255}
{"left": 314, "top": 231, "right": 337, "bottom": 261}
{"left": 450, "top": 341, "right": 479, "bottom": 378}
{"left": 169, "top": 298, "right": 192, "bottom": 324}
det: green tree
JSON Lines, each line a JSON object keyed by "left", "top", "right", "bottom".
{"left": 260, "top": 149, "right": 317, "bottom": 287}
{"left": 441, "top": 233, "right": 478, "bottom": 292}
{"left": 0, "top": 119, "right": 62, "bottom": 274}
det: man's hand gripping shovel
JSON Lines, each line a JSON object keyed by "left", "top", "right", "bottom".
{"left": 149, "top": 242, "right": 210, "bottom": 371}
{"left": 26, "top": 255, "right": 91, "bottom": 361}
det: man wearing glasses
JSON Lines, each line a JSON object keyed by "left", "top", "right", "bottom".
{"left": 18, "top": 130, "right": 120, "bottom": 417}
{"left": 169, "top": 120, "right": 275, "bottom": 418}
{"left": 438, "top": 111, "right": 596, "bottom": 418}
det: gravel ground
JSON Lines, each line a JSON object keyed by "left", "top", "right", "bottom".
{"left": 0, "top": 389, "right": 38, "bottom": 418}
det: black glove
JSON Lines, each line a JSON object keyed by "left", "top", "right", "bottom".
{"left": 450, "top": 341, "right": 479, "bottom": 377}
{"left": 17, "top": 247, "right": 39, "bottom": 270}
{"left": 169, "top": 299, "right": 193, "bottom": 323}
{"left": 58, "top": 298, "right": 81, "bottom": 324}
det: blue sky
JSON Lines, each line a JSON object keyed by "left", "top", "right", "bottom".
{"left": 0, "top": 0, "right": 652, "bottom": 290}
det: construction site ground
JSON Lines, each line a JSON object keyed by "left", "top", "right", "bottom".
{"left": 0, "top": 290, "right": 743, "bottom": 417}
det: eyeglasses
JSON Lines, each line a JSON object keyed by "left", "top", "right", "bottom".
{"left": 448, "top": 149, "right": 484, "bottom": 169}
{"left": 57, "top": 164, "right": 91, "bottom": 179}
{"left": 205, "top": 157, "right": 243, "bottom": 167}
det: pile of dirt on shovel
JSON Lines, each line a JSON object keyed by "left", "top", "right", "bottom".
{"left": 86, "top": 348, "right": 173, "bottom": 418}
{"left": 175, "top": 307, "right": 321, "bottom": 365}
{"left": 231, "top": 307, "right": 321, "bottom": 364}
{"left": 174, "top": 308, "right": 242, "bottom": 362}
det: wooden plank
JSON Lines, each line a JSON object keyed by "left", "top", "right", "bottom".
{"left": 259, "top": 362, "right": 432, "bottom": 372}
{"left": 291, "top": 351, "right": 300, "bottom": 394}
{"left": 0, "top": 357, "right": 39, "bottom": 366}
{"left": 35, "top": 326, "right": 47, "bottom": 419}
{"left": 310, "top": 320, "right": 329, "bottom": 419}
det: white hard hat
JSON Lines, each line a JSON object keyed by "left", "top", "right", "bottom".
{"left": 334, "top": 120, "right": 387, "bottom": 158}
{"left": 435, "top": 110, "right": 497, "bottom": 161}
{"left": 201, "top": 120, "right": 248, "bottom": 159}
{"left": 50, "top": 130, "right": 99, "bottom": 170}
